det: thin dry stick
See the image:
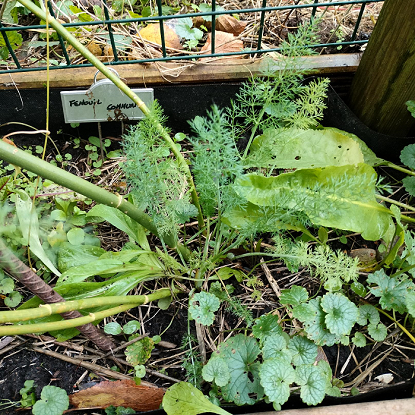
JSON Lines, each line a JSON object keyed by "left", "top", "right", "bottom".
{"left": 0, "top": 239, "right": 115, "bottom": 351}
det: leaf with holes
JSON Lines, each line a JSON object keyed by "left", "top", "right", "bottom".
{"left": 295, "top": 365, "right": 327, "bottom": 406}
{"left": 280, "top": 285, "right": 309, "bottom": 306}
{"left": 202, "top": 357, "right": 230, "bottom": 387}
{"left": 125, "top": 335, "right": 155, "bottom": 366}
{"left": 321, "top": 293, "right": 359, "bottom": 336}
{"left": 162, "top": 382, "right": 231, "bottom": 415}
{"left": 189, "top": 292, "right": 220, "bottom": 326}
{"left": 367, "top": 270, "right": 414, "bottom": 313}
{"left": 288, "top": 336, "right": 318, "bottom": 366}
{"left": 252, "top": 314, "right": 282, "bottom": 343}
{"left": 215, "top": 334, "right": 263, "bottom": 405}
{"left": 259, "top": 358, "right": 296, "bottom": 406}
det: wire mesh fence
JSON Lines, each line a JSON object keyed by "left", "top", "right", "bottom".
{"left": 0, "top": 0, "right": 384, "bottom": 74}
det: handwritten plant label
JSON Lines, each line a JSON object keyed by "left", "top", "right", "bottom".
{"left": 61, "top": 79, "right": 154, "bottom": 123}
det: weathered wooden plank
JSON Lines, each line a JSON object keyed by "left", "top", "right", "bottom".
{"left": 0, "top": 54, "right": 360, "bottom": 90}
{"left": 349, "top": 0, "right": 415, "bottom": 137}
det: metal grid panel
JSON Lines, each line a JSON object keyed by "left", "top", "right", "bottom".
{"left": 0, "top": 0, "right": 384, "bottom": 74}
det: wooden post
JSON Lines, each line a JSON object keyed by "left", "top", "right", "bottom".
{"left": 348, "top": 0, "right": 415, "bottom": 137}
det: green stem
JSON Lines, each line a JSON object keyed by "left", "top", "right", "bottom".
{"left": 0, "top": 140, "right": 180, "bottom": 248}
{"left": 15, "top": 0, "right": 205, "bottom": 232}
{"left": 0, "top": 303, "right": 133, "bottom": 336}
{"left": 382, "top": 161, "right": 415, "bottom": 177}
{"left": 376, "top": 194, "right": 415, "bottom": 213}
{"left": 0, "top": 288, "right": 174, "bottom": 324}
{"left": 376, "top": 307, "right": 415, "bottom": 344}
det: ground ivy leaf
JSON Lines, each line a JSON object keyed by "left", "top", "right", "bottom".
{"left": 280, "top": 285, "right": 309, "bottom": 306}
{"left": 252, "top": 314, "right": 282, "bottom": 342}
{"left": 295, "top": 365, "right": 327, "bottom": 406}
{"left": 368, "top": 322, "right": 388, "bottom": 342}
{"left": 352, "top": 332, "right": 367, "bottom": 347}
{"left": 299, "top": 298, "right": 339, "bottom": 346}
{"left": 32, "top": 385, "right": 69, "bottom": 415}
{"left": 216, "top": 334, "right": 263, "bottom": 405}
{"left": 321, "top": 293, "right": 359, "bottom": 336}
{"left": 189, "top": 292, "right": 220, "bottom": 326}
{"left": 367, "top": 269, "right": 414, "bottom": 313}
{"left": 259, "top": 358, "right": 296, "bottom": 405}
{"left": 400, "top": 144, "right": 415, "bottom": 170}
{"left": 402, "top": 176, "right": 415, "bottom": 197}
{"left": 262, "top": 334, "right": 290, "bottom": 360}
{"left": 288, "top": 336, "right": 318, "bottom": 366}
{"left": 202, "top": 357, "right": 230, "bottom": 387}
{"left": 162, "top": 382, "right": 231, "bottom": 415}
{"left": 357, "top": 304, "right": 380, "bottom": 326}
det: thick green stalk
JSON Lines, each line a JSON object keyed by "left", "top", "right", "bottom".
{"left": 0, "top": 289, "right": 173, "bottom": 323}
{"left": 0, "top": 140, "right": 179, "bottom": 247}
{"left": 0, "top": 304, "right": 134, "bottom": 335}
{"left": 382, "top": 161, "right": 415, "bottom": 177}
{"left": 16, "top": 0, "right": 204, "bottom": 231}
{"left": 376, "top": 194, "right": 415, "bottom": 213}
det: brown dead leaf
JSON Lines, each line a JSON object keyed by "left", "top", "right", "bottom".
{"left": 216, "top": 15, "right": 247, "bottom": 35}
{"left": 200, "top": 31, "right": 244, "bottom": 58}
{"left": 138, "top": 23, "right": 182, "bottom": 50}
{"left": 87, "top": 41, "right": 102, "bottom": 57}
{"left": 69, "top": 380, "right": 165, "bottom": 411}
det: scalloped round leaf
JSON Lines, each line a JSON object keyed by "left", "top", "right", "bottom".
{"left": 162, "top": 382, "right": 231, "bottom": 415}
{"left": 123, "top": 320, "right": 141, "bottom": 335}
{"left": 295, "top": 365, "right": 327, "bottom": 406}
{"left": 352, "top": 332, "right": 367, "bottom": 347}
{"left": 406, "top": 290, "right": 415, "bottom": 318}
{"left": 252, "top": 314, "right": 282, "bottom": 342}
{"left": 32, "top": 386, "right": 69, "bottom": 415}
{"left": 262, "top": 334, "right": 289, "bottom": 360}
{"left": 402, "top": 176, "right": 415, "bottom": 197}
{"left": 368, "top": 322, "right": 387, "bottom": 342}
{"left": 357, "top": 304, "right": 380, "bottom": 326}
{"left": 400, "top": 144, "right": 415, "bottom": 169}
{"left": 216, "top": 334, "right": 263, "bottom": 405}
{"left": 280, "top": 285, "right": 309, "bottom": 306}
{"left": 134, "top": 365, "right": 146, "bottom": 378}
{"left": 189, "top": 292, "right": 220, "bottom": 326}
{"left": 288, "top": 336, "right": 318, "bottom": 366}
{"left": 321, "top": 293, "right": 359, "bottom": 336}
{"left": 202, "top": 357, "right": 230, "bottom": 387}
{"left": 259, "top": 358, "right": 295, "bottom": 405}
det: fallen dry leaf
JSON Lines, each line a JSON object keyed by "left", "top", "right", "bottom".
{"left": 87, "top": 41, "right": 102, "bottom": 57}
{"left": 69, "top": 379, "right": 165, "bottom": 411}
{"left": 216, "top": 15, "right": 247, "bottom": 36}
{"left": 200, "top": 31, "right": 244, "bottom": 58}
{"left": 138, "top": 23, "right": 182, "bottom": 50}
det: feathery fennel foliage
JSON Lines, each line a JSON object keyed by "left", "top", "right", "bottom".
{"left": 122, "top": 103, "right": 198, "bottom": 238}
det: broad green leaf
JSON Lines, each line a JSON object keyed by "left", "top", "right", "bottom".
{"left": 57, "top": 243, "right": 105, "bottom": 273}
{"left": 32, "top": 386, "right": 69, "bottom": 415}
{"left": 189, "top": 292, "right": 220, "bottom": 326}
{"left": 259, "top": 358, "right": 295, "bottom": 405}
{"left": 407, "top": 100, "right": 415, "bottom": 118}
{"left": 252, "top": 314, "right": 283, "bottom": 342}
{"left": 15, "top": 193, "right": 61, "bottom": 276}
{"left": 87, "top": 204, "right": 150, "bottom": 250}
{"left": 350, "top": 281, "right": 367, "bottom": 297}
{"left": 246, "top": 127, "right": 364, "bottom": 169}
{"left": 134, "top": 365, "right": 146, "bottom": 378}
{"left": 280, "top": 285, "right": 309, "bottom": 306}
{"left": 321, "top": 293, "right": 359, "bottom": 336}
{"left": 123, "top": 320, "right": 140, "bottom": 334}
{"left": 67, "top": 227, "right": 85, "bottom": 245}
{"left": 104, "top": 322, "right": 122, "bottom": 335}
{"left": 368, "top": 322, "right": 387, "bottom": 342}
{"left": 158, "top": 296, "right": 172, "bottom": 310}
{"left": 352, "top": 332, "right": 367, "bottom": 347}
{"left": 357, "top": 304, "right": 380, "bottom": 326}
{"left": 216, "top": 266, "right": 245, "bottom": 282}
{"left": 0, "top": 30, "right": 22, "bottom": 50}
{"left": 4, "top": 291, "right": 22, "bottom": 307}
{"left": 400, "top": 144, "right": 415, "bottom": 170}
{"left": 125, "top": 335, "right": 154, "bottom": 365}
{"left": 202, "top": 357, "right": 230, "bottom": 387}
{"left": 162, "top": 382, "right": 231, "bottom": 415}
{"left": 295, "top": 365, "right": 327, "bottom": 406}
{"left": 262, "top": 334, "right": 290, "bottom": 360}
{"left": 288, "top": 336, "right": 318, "bottom": 366}
{"left": 0, "top": 276, "right": 14, "bottom": 294}
{"left": 234, "top": 164, "right": 392, "bottom": 241}
{"left": 367, "top": 269, "right": 414, "bottom": 313}
{"left": 174, "top": 17, "right": 203, "bottom": 41}
{"left": 216, "top": 334, "right": 263, "bottom": 405}
{"left": 403, "top": 176, "right": 415, "bottom": 196}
